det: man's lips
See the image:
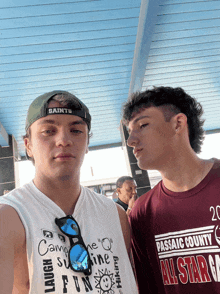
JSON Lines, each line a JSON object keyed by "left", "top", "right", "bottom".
{"left": 54, "top": 153, "right": 74, "bottom": 159}
{"left": 133, "top": 148, "right": 143, "bottom": 157}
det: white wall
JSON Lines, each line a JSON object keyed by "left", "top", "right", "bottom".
{"left": 199, "top": 133, "right": 220, "bottom": 160}
{"left": 17, "top": 146, "right": 129, "bottom": 187}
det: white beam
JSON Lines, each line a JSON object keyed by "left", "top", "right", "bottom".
{"left": 0, "top": 121, "right": 9, "bottom": 147}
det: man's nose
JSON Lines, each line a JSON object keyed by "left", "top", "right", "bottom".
{"left": 132, "top": 188, "right": 137, "bottom": 195}
{"left": 56, "top": 130, "right": 72, "bottom": 147}
{"left": 127, "top": 131, "right": 138, "bottom": 147}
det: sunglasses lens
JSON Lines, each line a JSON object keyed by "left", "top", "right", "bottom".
{"left": 69, "top": 244, "right": 89, "bottom": 271}
{"left": 59, "top": 218, "right": 79, "bottom": 236}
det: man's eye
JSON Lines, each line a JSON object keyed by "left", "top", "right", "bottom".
{"left": 71, "top": 129, "right": 83, "bottom": 134}
{"left": 42, "top": 129, "right": 55, "bottom": 135}
{"left": 140, "top": 123, "right": 148, "bottom": 129}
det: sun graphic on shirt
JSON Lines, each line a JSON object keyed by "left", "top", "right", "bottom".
{"left": 94, "top": 268, "right": 115, "bottom": 294}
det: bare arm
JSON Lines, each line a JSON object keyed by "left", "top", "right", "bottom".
{"left": 0, "top": 205, "right": 26, "bottom": 294}
{"left": 116, "top": 204, "right": 131, "bottom": 255}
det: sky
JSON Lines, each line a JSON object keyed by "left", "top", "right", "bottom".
{"left": 17, "top": 133, "right": 220, "bottom": 187}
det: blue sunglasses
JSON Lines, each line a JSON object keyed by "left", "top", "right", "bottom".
{"left": 55, "top": 215, "right": 92, "bottom": 276}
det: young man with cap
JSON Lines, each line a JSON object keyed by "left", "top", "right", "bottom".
{"left": 0, "top": 91, "right": 138, "bottom": 294}
{"left": 122, "top": 86, "right": 220, "bottom": 293}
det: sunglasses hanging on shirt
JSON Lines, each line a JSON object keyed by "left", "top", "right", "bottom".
{"left": 55, "top": 215, "right": 92, "bottom": 276}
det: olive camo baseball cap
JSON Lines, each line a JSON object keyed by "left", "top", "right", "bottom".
{"left": 25, "top": 90, "right": 91, "bottom": 131}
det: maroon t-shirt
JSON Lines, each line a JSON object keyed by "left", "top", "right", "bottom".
{"left": 130, "top": 161, "right": 220, "bottom": 294}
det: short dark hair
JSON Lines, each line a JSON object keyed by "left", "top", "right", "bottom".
{"left": 122, "top": 86, "right": 205, "bottom": 153}
{"left": 116, "top": 176, "right": 134, "bottom": 188}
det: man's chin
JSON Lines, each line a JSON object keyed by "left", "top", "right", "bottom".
{"left": 53, "top": 168, "right": 74, "bottom": 181}
{"left": 137, "top": 159, "right": 154, "bottom": 171}
{"left": 137, "top": 159, "right": 147, "bottom": 170}
{"left": 57, "top": 174, "right": 72, "bottom": 182}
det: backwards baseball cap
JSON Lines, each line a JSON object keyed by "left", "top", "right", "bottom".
{"left": 25, "top": 90, "right": 91, "bottom": 131}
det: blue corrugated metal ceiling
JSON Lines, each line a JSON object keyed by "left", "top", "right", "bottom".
{"left": 1, "top": 0, "right": 220, "bottom": 157}
{"left": 134, "top": 0, "right": 220, "bottom": 134}
{"left": 0, "top": 0, "right": 141, "bottom": 156}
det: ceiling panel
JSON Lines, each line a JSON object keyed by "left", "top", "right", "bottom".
{"left": 0, "top": 0, "right": 141, "bottom": 155}
{"left": 142, "top": 0, "right": 220, "bottom": 133}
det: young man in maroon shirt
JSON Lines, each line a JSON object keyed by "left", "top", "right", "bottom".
{"left": 122, "top": 86, "right": 220, "bottom": 293}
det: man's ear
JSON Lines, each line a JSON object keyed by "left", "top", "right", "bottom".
{"left": 116, "top": 187, "right": 121, "bottom": 195}
{"left": 24, "top": 137, "right": 33, "bottom": 158}
{"left": 174, "top": 113, "right": 188, "bottom": 133}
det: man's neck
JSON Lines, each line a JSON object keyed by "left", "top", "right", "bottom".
{"left": 118, "top": 197, "right": 128, "bottom": 205}
{"left": 33, "top": 174, "right": 81, "bottom": 215}
{"left": 160, "top": 155, "right": 214, "bottom": 192}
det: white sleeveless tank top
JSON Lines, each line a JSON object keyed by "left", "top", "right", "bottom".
{"left": 0, "top": 181, "right": 138, "bottom": 294}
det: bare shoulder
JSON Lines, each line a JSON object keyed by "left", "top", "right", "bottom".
{"left": 0, "top": 204, "right": 25, "bottom": 237}
{"left": 116, "top": 204, "right": 131, "bottom": 254}
{"left": 0, "top": 204, "right": 26, "bottom": 293}
{"left": 0, "top": 204, "right": 26, "bottom": 251}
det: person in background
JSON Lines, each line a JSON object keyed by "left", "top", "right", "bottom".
{"left": 115, "top": 176, "right": 137, "bottom": 213}
{"left": 122, "top": 86, "right": 220, "bottom": 293}
{"left": 3, "top": 190, "right": 10, "bottom": 195}
{"left": 0, "top": 90, "right": 138, "bottom": 294}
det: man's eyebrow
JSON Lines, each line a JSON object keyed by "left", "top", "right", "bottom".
{"left": 133, "top": 115, "right": 151, "bottom": 124}
{"left": 69, "top": 120, "right": 86, "bottom": 127}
